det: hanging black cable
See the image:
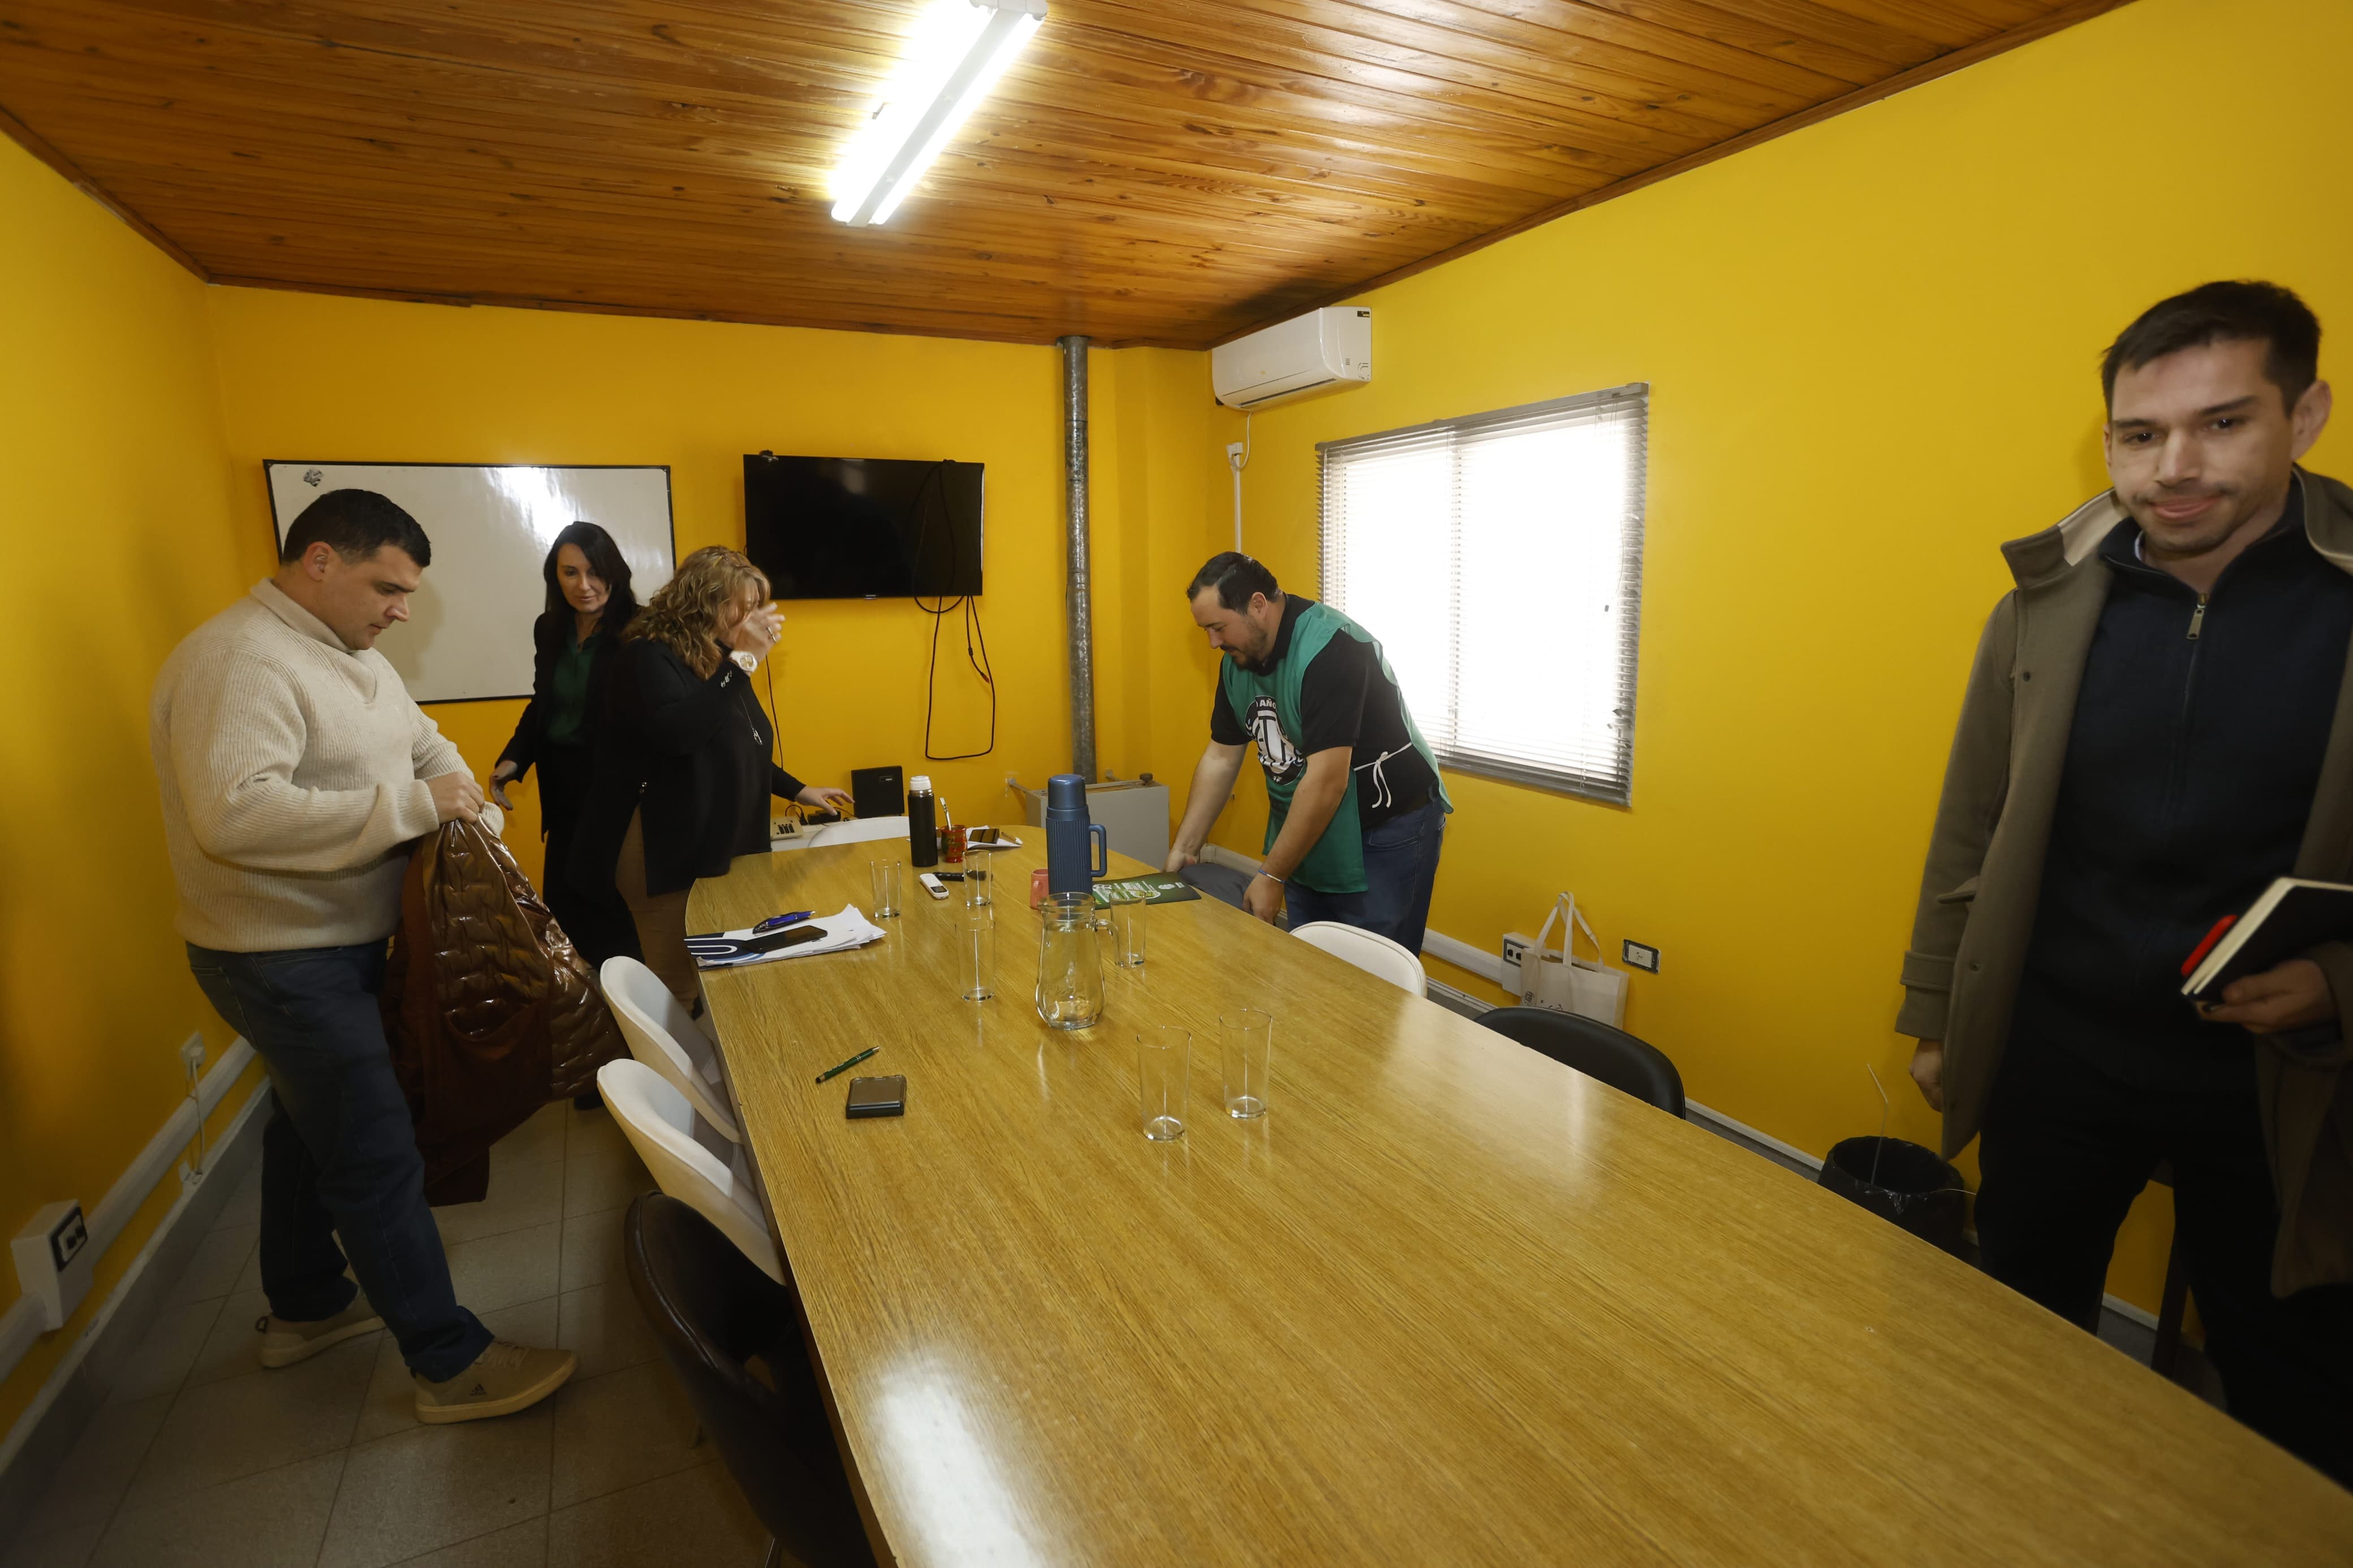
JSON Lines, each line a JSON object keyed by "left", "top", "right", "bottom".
{"left": 907, "top": 459, "right": 996, "bottom": 761}
{"left": 919, "top": 588, "right": 996, "bottom": 761}
{"left": 762, "top": 653, "right": 785, "bottom": 774}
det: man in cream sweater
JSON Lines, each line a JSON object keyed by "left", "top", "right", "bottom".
{"left": 153, "top": 489, "right": 575, "bottom": 1424}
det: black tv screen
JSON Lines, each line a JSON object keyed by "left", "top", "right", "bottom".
{"left": 742, "top": 454, "right": 984, "bottom": 600}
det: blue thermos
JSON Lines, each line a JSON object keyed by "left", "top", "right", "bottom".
{"left": 1042, "top": 774, "right": 1110, "bottom": 897}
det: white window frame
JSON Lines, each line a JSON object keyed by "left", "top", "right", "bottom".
{"left": 1316, "top": 382, "right": 1648, "bottom": 806}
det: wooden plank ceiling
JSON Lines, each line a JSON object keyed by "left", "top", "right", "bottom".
{"left": 0, "top": 0, "right": 2122, "bottom": 347}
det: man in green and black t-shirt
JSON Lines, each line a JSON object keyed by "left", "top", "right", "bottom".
{"left": 1166, "top": 553, "right": 1450, "bottom": 949}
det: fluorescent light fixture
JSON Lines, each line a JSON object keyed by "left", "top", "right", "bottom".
{"left": 831, "top": 0, "right": 1045, "bottom": 226}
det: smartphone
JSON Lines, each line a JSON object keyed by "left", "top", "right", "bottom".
{"left": 845, "top": 1075, "right": 906, "bottom": 1119}
{"left": 743, "top": 923, "right": 825, "bottom": 954}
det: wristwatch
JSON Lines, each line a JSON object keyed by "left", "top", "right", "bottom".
{"left": 730, "top": 650, "right": 758, "bottom": 673}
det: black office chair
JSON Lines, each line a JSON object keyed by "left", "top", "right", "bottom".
{"left": 623, "top": 1194, "right": 877, "bottom": 1568}
{"left": 1475, "top": 1007, "right": 1686, "bottom": 1118}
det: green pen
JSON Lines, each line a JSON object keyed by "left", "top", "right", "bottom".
{"left": 814, "top": 1046, "right": 879, "bottom": 1085}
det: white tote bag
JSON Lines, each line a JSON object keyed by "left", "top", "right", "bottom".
{"left": 1519, "top": 892, "right": 1628, "bottom": 1028}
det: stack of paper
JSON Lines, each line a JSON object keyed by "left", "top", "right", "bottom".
{"left": 685, "top": 904, "right": 887, "bottom": 970}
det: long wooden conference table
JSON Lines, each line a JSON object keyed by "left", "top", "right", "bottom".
{"left": 691, "top": 837, "right": 2352, "bottom": 1566}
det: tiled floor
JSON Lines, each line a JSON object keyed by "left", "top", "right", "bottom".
{"left": 3, "top": 1102, "right": 775, "bottom": 1568}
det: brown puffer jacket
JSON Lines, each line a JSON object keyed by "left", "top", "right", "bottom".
{"left": 382, "top": 818, "right": 627, "bottom": 1205}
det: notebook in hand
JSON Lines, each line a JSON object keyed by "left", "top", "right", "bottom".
{"left": 2180, "top": 877, "right": 2353, "bottom": 999}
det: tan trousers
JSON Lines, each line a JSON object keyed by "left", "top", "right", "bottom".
{"left": 616, "top": 809, "right": 701, "bottom": 1009}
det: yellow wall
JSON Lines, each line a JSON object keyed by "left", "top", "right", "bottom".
{"left": 2, "top": 264, "right": 1231, "bottom": 1430}
{"left": 3, "top": 198, "right": 1217, "bottom": 1432}
{"left": 1092, "top": 347, "right": 1242, "bottom": 798}
{"left": 8, "top": 0, "right": 2334, "bottom": 1439}
{"left": 0, "top": 135, "right": 262, "bottom": 1436}
{"left": 1220, "top": 0, "right": 2353, "bottom": 1311}
{"left": 202, "top": 294, "right": 1245, "bottom": 891}
{"left": 206, "top": 289, "right": 1093, "bottom": 882}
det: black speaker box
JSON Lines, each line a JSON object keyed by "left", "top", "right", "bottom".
{"left": 851, "top": 766, "right": 906, "bottom": 820}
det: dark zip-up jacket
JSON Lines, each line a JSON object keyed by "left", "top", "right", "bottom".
{"left": 2020, "top": 479, "right": 2353, "bottom": 1087}
{"left": 570, "top": 639, "right": 805, "bottom": 899}
{"left": 1900, "top": 468, "right": 2353, "bottom": 1295}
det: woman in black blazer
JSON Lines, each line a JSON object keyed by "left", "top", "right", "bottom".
{"left": 490, "top": 521, "right": 641, "bottom": 966}
{"left": 571, "top": 546, "right": 852, "bottom": 1005}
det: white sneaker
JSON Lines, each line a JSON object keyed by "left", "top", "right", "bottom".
{"left": 412, "top": 1340, "right": 579, "bottom": 1425}
{"left": 256, "top": 1298, "right": 383, "bottom": 1368}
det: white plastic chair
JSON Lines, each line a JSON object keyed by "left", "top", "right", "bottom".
{"left": 1290, "top": 921, "right": 1428, "bottom": 997}
{"left": 598, "top": 1059, "right": 784, "bottom": 1285}
{"left": 602, "top": 956, "right": 742, "bottom": 1143}
{"left": 770, "top": 813, "right": 911, "bottom": 853}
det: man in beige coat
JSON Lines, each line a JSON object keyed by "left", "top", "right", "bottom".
{"left": 155, "top": 488, "right": 576, "bottom": 1424}
{"left": 1901, "top": 282, "right": 2349, "bottom": 1484}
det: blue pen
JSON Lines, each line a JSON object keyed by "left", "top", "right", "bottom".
{"left": 753, "top": 910, "right": 815, "bottom": 934}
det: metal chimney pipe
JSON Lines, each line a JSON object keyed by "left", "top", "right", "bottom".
{"left": 1059, "top": 333, "right": 1097, "bottom": 781}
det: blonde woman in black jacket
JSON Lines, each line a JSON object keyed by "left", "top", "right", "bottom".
{"left": 571, "top": 546, "right": 852, "bottom": 1005}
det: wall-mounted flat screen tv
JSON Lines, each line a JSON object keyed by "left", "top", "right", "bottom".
{"left": 742, "top": 453, "right": 984, "bottom": 599}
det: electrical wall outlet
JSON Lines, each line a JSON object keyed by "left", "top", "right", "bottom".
{"left": 1622, "top": 940, "right": 1661, "bottom": 974}
{"left": 12, "top": 1200, "right": 92, "bottom": 1331}
{"left": 1501, "top": 932, "right": 1533, "bottom": 983}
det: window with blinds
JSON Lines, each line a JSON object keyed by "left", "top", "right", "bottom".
{"left": 1317, "top": 383, "right": 1647, "bottom": 805}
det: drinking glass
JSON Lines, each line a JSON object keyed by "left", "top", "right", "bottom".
{"left": 1221, "top": 1009, "right": 1273, "bottom": 1118}
{"left": 868, "top": 858, "right": 903, "bottom": 919}
{"left": 961, "top": 861, "right": 992, "bottom": 909}
{"left": 1110, "top": 897, "right": 1147, "bottom": 969}
{"left": 958, "top": 906, "right": 996, "bottom": 1001}
{"left": 1137, "top": 1027, "right": 1191, "bottom": 1141}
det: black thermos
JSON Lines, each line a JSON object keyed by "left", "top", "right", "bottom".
{"left": 907, "top": 774, "right": 940, "bottom": 869}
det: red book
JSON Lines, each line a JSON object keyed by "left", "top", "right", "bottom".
{"left": 2181, "top": 915, "right": 2238, "bottom": 979}
{"left": 2180, "top": 879, "right": 2353, "bottom": 1000}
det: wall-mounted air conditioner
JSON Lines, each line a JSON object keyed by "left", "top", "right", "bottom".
{"left": 1210, "top": 307, "right": 1372, "bottom": 410}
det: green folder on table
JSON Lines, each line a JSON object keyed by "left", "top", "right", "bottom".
{"left": 1092, "top": 872, "right": 1201, "bottom": 906}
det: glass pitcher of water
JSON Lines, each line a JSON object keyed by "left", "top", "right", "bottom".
{"left": 1035, "top": 892, "right": 1105, "bottom": 1030}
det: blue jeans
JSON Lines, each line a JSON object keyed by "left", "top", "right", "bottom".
{"left": 188, "top": 942, "right": 492, "bottom": 1381}
{"left": 1282, "top": 798, "right": 1447, "bottom": 953}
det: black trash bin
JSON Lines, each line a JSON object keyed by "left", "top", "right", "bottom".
{"left": 1818, "top": 1137, "right": 1968, "bottom": 1258}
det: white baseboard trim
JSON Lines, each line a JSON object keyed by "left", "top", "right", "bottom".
{"left": 1422, "top": 978, "right": 1490, "bottom": 1014}
{"left": 1682, "top": 1103, "right": 1826, "bottom": 1173}
{"left": 0, "top": 1039, "right": 257, "bottom": 1416}
{"left": 1197, "top": 843, "right": 1258, "bottom": 875}
{"left": 1420, "top": 930, "right": 1505, "bottom": 988}
{"left": 0, "top": 1075, "right": 270, "bottom": 1543}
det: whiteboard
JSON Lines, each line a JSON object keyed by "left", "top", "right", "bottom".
{"left": 265, "top": 463, "right": 676, "bottom": 703}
